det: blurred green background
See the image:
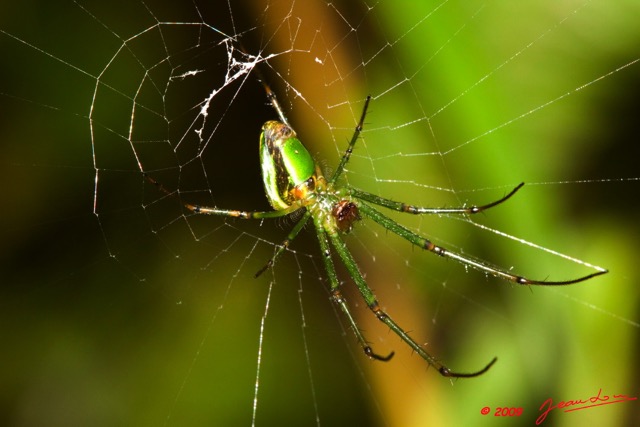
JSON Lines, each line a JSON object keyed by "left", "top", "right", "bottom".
{"left": 1, "top": 1, "right": 638, "bottom": 426}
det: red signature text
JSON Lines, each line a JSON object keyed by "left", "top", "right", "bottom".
{"left": 536, "top": 388, "right": 637, "bottom": 425}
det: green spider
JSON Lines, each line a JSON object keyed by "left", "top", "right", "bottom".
{"left": 147, "top": 83, "right": 606, "bottom": 378}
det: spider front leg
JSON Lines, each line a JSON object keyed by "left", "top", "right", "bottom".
{"left": 323, "top": 220, "right": 497, "bottom": 377}
{"left": 350, "top": 182, "right": 525, "bottom": 215}
{"left": 358, "top": 202, "right": 607, "bottom": 285}
{"left": 329, "top": 96, "right": 371, "bottom": 184}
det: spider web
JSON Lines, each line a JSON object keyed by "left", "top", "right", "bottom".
{"left": 1, "top": 0, "right": 639, "bottom": 426}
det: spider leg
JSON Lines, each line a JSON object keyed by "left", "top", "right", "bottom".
{"left": 313, "top": 218, "right": 394, "bottom": 362}
{"left": 145, "top": 173, "right": 299, "bottom": 219}
{"left": 329, "top": 96, "right": 372, "bottom": 184}
{"left": 350, "top": 183, "right": 525, "bottom": 215}
{"left": 326, "top": 225, "right": 496, "bottom": 377}
{"left": 254, "top": 211, "right": 312, "bottom": 277}
{"left": 261, "top": 81, "right": 291, "bottom": 128}
{"left": 358, "top": 202, "right": 607, "bottom": 285}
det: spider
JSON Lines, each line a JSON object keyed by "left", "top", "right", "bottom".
{"left": 146, "top": 81, "right": 606, "bottom": 378}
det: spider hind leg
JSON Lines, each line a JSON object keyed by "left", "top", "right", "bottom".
{"left": 325, "top": 223, "right": 497, "bottom": 378}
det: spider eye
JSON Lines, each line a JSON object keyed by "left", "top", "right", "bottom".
{"left": 305, "top": 177, "right": 316, "bottom": 191}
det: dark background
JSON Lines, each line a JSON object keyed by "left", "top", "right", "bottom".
{"left": 1, "top": 1, "right": 638, "bottom": 426}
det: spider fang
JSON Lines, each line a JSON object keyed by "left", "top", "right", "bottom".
{"left": 332, "top": 200, "right": 361, "bottom": 232}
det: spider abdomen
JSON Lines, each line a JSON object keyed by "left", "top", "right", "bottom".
{"left": 259, "top": 120, "right": 317, "bottom": 210}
